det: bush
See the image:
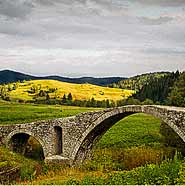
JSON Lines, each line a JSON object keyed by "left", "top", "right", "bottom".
{"left": 20, "top": 164, "right": 36, "bottom": 181}
{"left": 176, "top": 162, "right": 185, "bottom": 184}
{"left": 106, "top": 157, "right": 181, "bottom": 185}
{"left": 82, "top": 146, "right": 171, "bottom": 172}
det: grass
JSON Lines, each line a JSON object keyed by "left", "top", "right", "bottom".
{"left": 0, "top": 146, "right": 42, "bottom": 183}
{"left": 0, "top": 102, "right": 100, "bottom": 125}
{"left": 97, "top": 113, "right": 162, "bottom": 148}
{"left": 7, "top": 80, "right": 134, "bottom": 101}
{"left": 0, "top": 102, "right": 183, "bottom": 185}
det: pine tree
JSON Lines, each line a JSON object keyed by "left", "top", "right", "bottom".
{"left": 67, "top": 93, "right": 73, "bottom": 101}
{"left": 61, "top": 94, "right": 67, "bottom": 104}
{"left": 168, "top": 72, "right": 185, "bottom": 107}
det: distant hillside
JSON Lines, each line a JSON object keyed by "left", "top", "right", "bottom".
{"left": 0, "top": 70, "right": 125, "bottom": 86}
{"left": 0, "top": 70, "right": 37, "bottom": 84}
{"left": 1, "top": 79, "right": 133, "bottom": 102}
{"left": 109, "top": 71, "right": 182, "bottom": 104}
{"left": 133, "top": 71, "right": 180, "bottom": 103}
{"left": 109, "top": 72, "right": 170, "bottom": 91}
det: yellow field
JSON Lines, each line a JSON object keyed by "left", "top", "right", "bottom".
{"left": 8, "top": 80, "right": 134, "bottom": 101}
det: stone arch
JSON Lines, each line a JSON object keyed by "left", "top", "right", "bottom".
{"left": 72, "top": 106, "right": 185, "bottom": 164}
{"left": 6, "top": 130, "right": 46, "bottom": 158}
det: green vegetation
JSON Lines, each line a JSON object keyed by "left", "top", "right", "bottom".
{"left": 109, "top": 72, "right": 170, "bottom": 91}
{"left": 168, "top": 72, "right": 185, "bottom": 107}
{"left": 133, "top": 71, "right": 180, "bottom": 103}
{"left": 0, "top": 102, "right": 99, "bottom": 125}
{"left": 0, "top": 146, "right": 42, "bottom": 182}
{"left": 97, "top": 113, "right": 161, "bottom": 149}
{"left": 109, "top": 71, "right": 185, "bottom": 106}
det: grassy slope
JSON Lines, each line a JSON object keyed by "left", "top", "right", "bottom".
{"left": 8, "top": 80, "right": 133, "bottom": 101}
{"left": 0, "top": 101, "right": 99, "bottom": 125}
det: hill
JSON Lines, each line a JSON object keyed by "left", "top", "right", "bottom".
{"left": 133, "top": 71, "right": 180, "bottom": 103}
{"left": 0, "top": 70, "right": 37, "bottom": 84}
{"left": 0, "top": 70, "right": 125, "bottom": 86}
{"left": 109, "top": 71, "right": 183, "bottom": 105}
{"left": 1, "top": 79, "right": 133, "bottom": 103}
{"left": 109, "top": 72, "right": 170, "bottom": 91}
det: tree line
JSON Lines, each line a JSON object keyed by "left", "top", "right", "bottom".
{"left": 109, "top": 70, "right": 185, "bottom": 107}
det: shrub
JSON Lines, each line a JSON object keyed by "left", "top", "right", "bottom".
{"left": 106, "top": 157, "right": 181, "bottom": 185}
{"left": 82, "top": 146, "right": 170, "bottom": 172}
{"left": 20, "top": 164, "right": 36, "bottom": 181}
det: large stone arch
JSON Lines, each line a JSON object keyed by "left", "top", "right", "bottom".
{"left": 72, "top": 105, "right": 185, "bottom": 164}
{"left": 6, "top": 129, "right": 46, "bottom": 158}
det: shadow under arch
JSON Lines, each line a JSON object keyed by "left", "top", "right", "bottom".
{"left": 73, "top": 108, "right": 185, "bottom": 164}
{"left": 7, "top": 131, "right": 45, "bottom": 161}
{"left": 54, "top": 126, "right": 63, "bottom": 155}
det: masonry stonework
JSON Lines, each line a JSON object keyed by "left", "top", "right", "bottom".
{"left": 0, "top": 105, "right": 185, "bottom": 165}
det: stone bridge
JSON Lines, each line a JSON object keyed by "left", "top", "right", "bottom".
{"left": 0, "top": 105, "right": 185, "bottom": 165}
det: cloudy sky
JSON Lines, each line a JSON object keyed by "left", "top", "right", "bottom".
{"left": 0, "top": 0, "right": 185, "bottom": 77}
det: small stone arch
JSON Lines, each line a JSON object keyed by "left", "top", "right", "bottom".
{"left": 72, "top": 106, "right": 185, "bottom": 164}
{"left": 6, "top": 130, "right": 46, "bottom": 158}
{"left": 54, "top": 126, "right": 63, "bottom": 155}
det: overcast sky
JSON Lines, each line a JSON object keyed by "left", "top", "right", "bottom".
{"left": 0, "top": 0, "right": 185, "bottom": 77}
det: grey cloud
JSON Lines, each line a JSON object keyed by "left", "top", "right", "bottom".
{"left": 0, "top": 0, "right": 33, "bottom": 19}
{"left": 139, "top": 16, "right": 173, "bottom": 25}
{"left": 35, "top": 0, "right": 128, "bottom": 17}
{"left": 0, "top": 18, "right": 45, "bottom": 37}
{"left": 136, "top": 0, "right": 185, "bottom": 7}
{"left": 0, "top": 0, "right": 185, "bottom": 76}
{"left": 144, "top": 48, "right": 185, "bottom": 56}
{"left": 0, "top": 0, "right": 128, "bottom": 20}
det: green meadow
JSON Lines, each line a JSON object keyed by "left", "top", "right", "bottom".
{"left": 0, "top": 101, "right": 99, "bottom": 125}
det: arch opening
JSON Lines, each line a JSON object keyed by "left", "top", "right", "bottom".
{"left": 74, "top": 112, "right": 133, "bottom": 163}
{"left": 8, "top": 133, "right": 44, "bottom": 161}
{"left": 54, "top": 126, "right": 63, "bottom": 155}
{"left": 74, "top": 112, "right": 185, "bottom": 167}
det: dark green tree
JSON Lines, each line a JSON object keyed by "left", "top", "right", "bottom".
{"left": 61, "top": 94, "right": 67, "bottom": 104}
{"left": 67, "top": 93, "right": 73, "bottom": 101}
{"left": 39, "top": 90, "right": 47, "bottom": 97}
{"left": 90, "top": 97, "right": 97, "bottom": 107}
{"left": 168, "top": 72, "right": 185, "bottom": 107}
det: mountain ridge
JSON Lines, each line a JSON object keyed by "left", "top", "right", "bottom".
{"left": 0, "top": 69, "right": 126, "bottom": 86}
